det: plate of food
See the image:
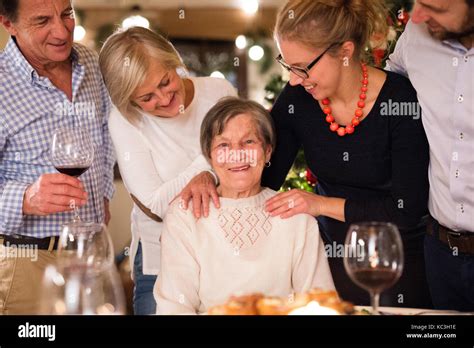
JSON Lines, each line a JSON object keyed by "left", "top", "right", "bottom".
{"left": 207, "top": 289, "right": 355, "bottom": 315}
{"left": 354, "top": 306, "right": 468, "bottom": 315}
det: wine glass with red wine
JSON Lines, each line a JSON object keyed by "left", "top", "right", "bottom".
{"left": 51, "top": 127, "right": 94, "bottom": 222}
{"left": 343, "top": 222, "right": 404, "bottom": 314}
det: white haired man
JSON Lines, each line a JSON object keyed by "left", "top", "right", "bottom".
{"left": 0, "top": 0, "right": 115, "bottom": 314}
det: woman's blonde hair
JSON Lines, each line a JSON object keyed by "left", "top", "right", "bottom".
{"left": 99, "top": 27, "right": 186, "bottom": 123}
{"left": 274, "top": 0, "right": 389, "bottom": 61}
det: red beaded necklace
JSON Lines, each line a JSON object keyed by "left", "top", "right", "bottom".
{"left": 322, "top": 63, "right": 368, "bottom": 137}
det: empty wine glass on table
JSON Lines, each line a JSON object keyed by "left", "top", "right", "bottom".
{"left": 343, "top": 222, "right": 404, "bottom": 315}
{"left": 39, "top": 263, "right": 125, "bottom": 315}
{"left": 40, "top": 223, "right": 124, "bottom": 315}
{"left": 51, "top": 127, "right": 94, "bottom": 223}
{"left": 57, "top": 222, "right": 114, "bottom": 269}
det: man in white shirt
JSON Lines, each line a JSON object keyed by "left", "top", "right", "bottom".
{"left": 387, "top": 0, "right": 473, "bottom": 310}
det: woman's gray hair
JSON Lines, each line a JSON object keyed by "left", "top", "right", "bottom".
{"left": 200, "top": 97, "right": 276, "bottom": 161}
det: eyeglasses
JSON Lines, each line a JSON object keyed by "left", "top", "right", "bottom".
{"left": 276, "top": 43, "right": 341, "bottom": 79}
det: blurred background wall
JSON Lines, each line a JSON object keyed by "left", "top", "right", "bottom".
{"left": 0, "top": 26, "right": 7, "bottom": 47}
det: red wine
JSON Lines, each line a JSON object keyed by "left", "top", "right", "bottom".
{"left": 55, "top": 166, "right": 89, "bottom": 177}
{"left": 352, "top": 268, "right": 399, "bottom": 292}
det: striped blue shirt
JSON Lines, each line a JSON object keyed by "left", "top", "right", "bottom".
{"left": 0, "top": 38, "right": 115, "bottom": 238}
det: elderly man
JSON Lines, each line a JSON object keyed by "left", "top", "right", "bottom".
{"left": 0, "top": 0, "right": 115, "bottom": 314}
{"left": 387, "top": 0, "right": 473, "bottom": 311}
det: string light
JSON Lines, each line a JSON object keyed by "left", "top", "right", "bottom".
{"left": 248, "top": 45, "right": 264, "bottom": 61}
{"left": 235, "top": 35, "right": 247, "bottom": 49}
{"left": 74, "top": 25, "right": 86, "bottom": 42}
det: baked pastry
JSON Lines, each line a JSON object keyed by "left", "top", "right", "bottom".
{"left": 207, "top": 289, "right": 354, "bottom": 315}
{"left": 256, "top": 293, "right": 310, "bottom": 315}
{"left": 208, "top": 293, "right": 263, "bottom": 315}
{"left": 307, "top": 289, "right": 354, "bottom": 314}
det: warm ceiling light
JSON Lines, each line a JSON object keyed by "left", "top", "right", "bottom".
{"left": 241, "top": 0, "right": 259, "bottom": 15}
{"left": 121, "top": 15, "right": 150, "bottom": 29}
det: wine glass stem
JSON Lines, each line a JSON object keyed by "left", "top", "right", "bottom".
{"left": 370, "top": 291, "right": 380, "bottom": 315}
{"left": 73, "top": 206, "right": 81, "bottom": 222}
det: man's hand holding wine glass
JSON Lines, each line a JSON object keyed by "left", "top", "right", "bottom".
{"left": 22, "top": 173, "right": 88, "bottom": 216}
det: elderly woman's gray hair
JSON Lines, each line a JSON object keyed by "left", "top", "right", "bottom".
{"left": 200, "top": 97, "right": 276, "bottom": 161}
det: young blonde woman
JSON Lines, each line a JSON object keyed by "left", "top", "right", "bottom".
{"left": 99, "top": 27, "right": 236, "bottom": 314}
{"left": 261, "top": 0, "right": 432, "bottom": 308}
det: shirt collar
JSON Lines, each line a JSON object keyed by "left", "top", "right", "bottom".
{"left": 3, "top": 37, "right": 82, "bottom": 83}
{"left": 441, "top": 37, "right": 474, "bottom": 55}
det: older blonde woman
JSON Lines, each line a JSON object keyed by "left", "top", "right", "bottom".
{"left": 99, "top": 27, "right": 236, "bottom": 314}
{"left": 154, "top": 97, "right": 334, "bottom": 314}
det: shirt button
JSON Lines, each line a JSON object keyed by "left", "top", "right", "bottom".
{"left": 464, "top": 56, "right": 469, "bottom": 62}
{"left": 458, "top": 95, "right": 464, "bottom": 103}
{"left": 455, "top": 169, "right": 460, "bottom": 178}
{"left": 459, "top": 132, "right": 464, "bottom": 140}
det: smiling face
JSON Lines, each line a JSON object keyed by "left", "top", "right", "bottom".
{"left": 210, "top": 113, "right": 272, "bottom": 198}
{"left": 1, "top": 0, "right": 75, "bottom": 66}
{"left": 277, "top": 39, "right": 346, "bottom": 102}
{"left": 412, "top": 0, "right": 473, "bottom": 40}
{"left": 131, "top": 58, "right": 186, "bottom": 118}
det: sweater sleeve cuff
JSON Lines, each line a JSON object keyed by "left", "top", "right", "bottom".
{"left": 205, "top": 169, "right": 219, "bottom": 186}
{"left": 344, "top": 198, "right": 367, "bottom": 224}
{"left": 0, "top": 182, "right": 29, "bottom": 234}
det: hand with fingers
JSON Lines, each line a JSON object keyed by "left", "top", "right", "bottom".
{"left": 22, "top": 173, "right": 88, "bottom": 216}
{"left": 179, "top": 171, "right": 220, "bottom": 219}
{"left": 264, "top": 189, "right": 324, "bottom": 219}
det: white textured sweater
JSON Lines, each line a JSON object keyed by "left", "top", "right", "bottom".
{"left": 154, "top": 188, "right": 335, "bottom": 314}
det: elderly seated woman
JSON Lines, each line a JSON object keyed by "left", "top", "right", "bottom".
{"left": 154, "top": 97, "right": 335, "bottom": 314}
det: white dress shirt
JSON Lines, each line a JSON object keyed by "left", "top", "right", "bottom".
{"left": 387, "top": 20, "right": 474, "bottom": 232}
